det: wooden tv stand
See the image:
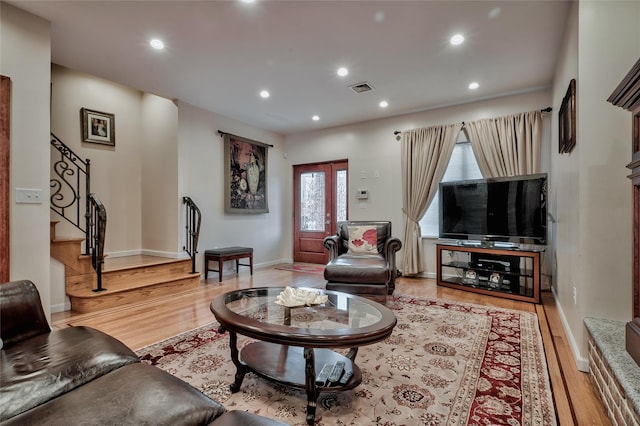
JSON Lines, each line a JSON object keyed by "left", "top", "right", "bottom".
{"left": 436, "top": 244, "right": 542, "bottom": 303}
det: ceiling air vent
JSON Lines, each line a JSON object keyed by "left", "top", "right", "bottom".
{"left": 349, "top": 82, "right": 374, "bottom": 93}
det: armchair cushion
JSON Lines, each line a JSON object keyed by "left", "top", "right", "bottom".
{"left": 324, "top": 254, "right": 389, "bottom": 284}
{"left": 346, "top": 225, "right": 378, "bottom": 254}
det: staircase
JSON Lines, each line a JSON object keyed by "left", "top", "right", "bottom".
{"left": 51, "top": 221, "right": 201, "bottom": 313}
{"left": 49, "top": 134, "right": 203, "bottom": 314}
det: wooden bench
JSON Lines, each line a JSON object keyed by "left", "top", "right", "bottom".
{"left": 204, "top": 247, "right": 253, "bottom": 282}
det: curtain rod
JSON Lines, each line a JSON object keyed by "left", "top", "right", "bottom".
{"left": 392, "top": 107, "right": 553, "bottom": 136}
{"left": 217, "top": 130, "right": 274, "bottom": 147}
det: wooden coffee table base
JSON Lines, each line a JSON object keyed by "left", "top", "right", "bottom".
{"left": 222, "top": 329, "right": 362, "bottom": 425}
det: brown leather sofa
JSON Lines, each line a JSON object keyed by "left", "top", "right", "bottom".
{"left": 323, "top": 221, "right": 402, "bottom": 300}
{"left": 0, "top": 280, "right": 288, "bottom": 426}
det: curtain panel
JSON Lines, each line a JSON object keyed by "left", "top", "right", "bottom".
{"left": 400, "top": 123, "right": 462, "bottom": 275}
{"left": 465, "top": 110, "right": 542, "bottom": 177}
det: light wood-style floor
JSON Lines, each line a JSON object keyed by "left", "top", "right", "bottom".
{"left": 52, "top": 265, "right": 609, "bottom": 426}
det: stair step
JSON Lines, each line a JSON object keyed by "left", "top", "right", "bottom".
{"left": 67, "top": 273, "right": 201, "bottom": 313}
{"left": 51, "top": 238, "right": 94, "bottom": 275}
{"left": 60, "top": 255, "right": 201, "bottom": 314}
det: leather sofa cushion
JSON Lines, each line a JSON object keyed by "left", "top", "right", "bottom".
{"left": 0, "top": 280, "right": 51, "bottom": 347}
{"left": 324, "top": 253, "right": 389, "bottom": 284}
{"left": 0, "top": 326, "right": 139, "bottom": 421}
{"left": 1, "top": 363, "right": 226, "bottom": 426}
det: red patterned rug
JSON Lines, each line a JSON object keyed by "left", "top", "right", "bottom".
{"left": 137, "top": 295, "right": 556, "bottom": 425}
{"left": 274, "top": 263, "right": 325, "bottom": 275}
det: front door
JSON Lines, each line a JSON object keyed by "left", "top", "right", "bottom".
{"left": 293, "top": 160, "right": 348, "bottom": 264}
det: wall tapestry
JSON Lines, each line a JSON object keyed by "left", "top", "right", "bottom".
{"left": 223, "top": 133, "right": 269, "bottom": 214}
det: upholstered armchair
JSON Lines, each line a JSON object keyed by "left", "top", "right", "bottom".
{"left": 323, "top": 221, "right": 402, "bottom": 299}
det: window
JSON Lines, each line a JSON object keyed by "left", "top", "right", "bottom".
{"left": 419, "top": 133, "right": 483, "bottom": 237}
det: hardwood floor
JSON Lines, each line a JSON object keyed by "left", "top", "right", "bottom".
{"left": 51, "top": 265, "right": 609, "bottom": 426}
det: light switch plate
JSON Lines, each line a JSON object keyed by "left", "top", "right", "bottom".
{"left": 16, "top": 188, "right": 43, "bottom": 204}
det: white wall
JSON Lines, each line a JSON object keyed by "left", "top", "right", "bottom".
{"left": 177, "top": 101, "right": 288, "bottom": 273}
{"left": 51, "top": 65, "right": 143, "bottom": 255}
{"left": 284, "top": 90, "right": 553, "bottom": 276}
{"left": 1, "top": 3, "right": 52, "bottom": 318}
{"left": 141, "top": 94, "right": 180, "bottom": 255}
{"left": 551, "top": 0, "right": 639, "bottom": 371}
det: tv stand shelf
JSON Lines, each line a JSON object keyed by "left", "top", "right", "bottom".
{"left": 436, "top": 244, "right": 542, "bottom": 303}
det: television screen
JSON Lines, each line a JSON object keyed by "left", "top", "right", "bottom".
{"left": 439, "top": 173, "right": 547, "bottom": 244}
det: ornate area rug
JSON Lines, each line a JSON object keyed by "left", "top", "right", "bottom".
{"left": 137, "top": 295, "right": 556, "bottom": 425}
{"left": 274, "top": 263, "right": 325, "bottom": 275}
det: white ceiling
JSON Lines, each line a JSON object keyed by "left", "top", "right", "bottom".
{"left": 8, "top": 0, "right": 570, "bottom": 135}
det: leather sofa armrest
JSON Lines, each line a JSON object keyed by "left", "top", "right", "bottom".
{"left": 1, "top": 280, "right": 51, "bottom": 347}
{"left": 383, "top": 237, "right": 403, "bottom": 284}
{"left": 323, "top": 235, "right": 341, "bottom": 260}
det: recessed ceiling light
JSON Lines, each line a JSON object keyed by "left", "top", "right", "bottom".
{"left": 260, "top": 90, "right": 270, "bottom": 98}
{"left": 149, "top": 39, "right": 165, "bottom": 50}
{"left": 469, "top": 82, "right": 479, "bottom": 90}
{"left": 312, "top": 115, "right": 320, "bottom": 121}
{"left": 337, "top": 67, "right": 349, "bottom": 77}
{"left": 450, "top": 34, "right": 465, "bottom": 46}
{"left": 379, "top": 100, "right": 388, "bottom": 108}
{"left": 240, "top": 0, "right": 255, "bottom": 3}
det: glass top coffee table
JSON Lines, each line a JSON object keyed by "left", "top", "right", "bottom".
{"left": 210, "top": 287, "right": 397, "bottom": 425}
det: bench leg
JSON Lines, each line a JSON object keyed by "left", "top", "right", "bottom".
{"left": 204, "top": 257, "right": 209, "bottom": 279}
{"left": 250, "top": 254, "right": 253, "bottom": 275}
{"left": 218, "top": 259, "right": 223, "bottom": 282}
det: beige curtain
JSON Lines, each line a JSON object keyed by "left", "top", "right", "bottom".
{"left": 465, "top": 110, "right": 542, "bottom": 177}
{"left": 401, "top": 123, "right": 462, "bottom": 275}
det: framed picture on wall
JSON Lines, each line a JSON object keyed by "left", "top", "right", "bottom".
{"left": 223, "top": 132, "right": 269, "bottom": 214}
{"left": 81, "top": 108, "right": 115, "bottom": 146}
{"left": 558, "top": 79, "right": 576, "bottom": 154}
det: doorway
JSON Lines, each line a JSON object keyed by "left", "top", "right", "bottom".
{"left": 293, "top": 160, "right": 348, "bottom": 264}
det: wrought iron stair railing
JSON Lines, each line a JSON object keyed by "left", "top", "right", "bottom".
{"left": 88, "top": 194, "right": 107, "bottom": 292}
{"left": 50, "top": 133, "right": 107, "bottom": 291}
{"left": 183, "top": 196, "right": 201, "bottom": 274}
{"left": 50, "top": 133, "right": 91, "bottom": 253}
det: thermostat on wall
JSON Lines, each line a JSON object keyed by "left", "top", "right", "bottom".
{"left": 356, "top": 189, "right": 369, "bottom": 199}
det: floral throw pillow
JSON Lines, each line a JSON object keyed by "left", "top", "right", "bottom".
{"left": 347, "top": 226, "right": 378, "bottom": 254}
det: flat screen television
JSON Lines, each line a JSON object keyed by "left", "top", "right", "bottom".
{"left": 439, "top": 173, "right": 547, "bottom": 245}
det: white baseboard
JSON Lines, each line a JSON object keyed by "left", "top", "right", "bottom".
{"left": 106, "top": 249, "right": 187, "bottom": 259}
{"left": 141, "top": 249, "right": 187, "bottom": 259}
{"left": 201, "top": 258, "right": 291, "bottom": 279}
{"left": 105, "top": 249, "right": 142, "bottom": 258}
{"left": 551, "top": 287, "right": 590, "bottom": 372}
{"left": 51, "top": 301, "right": 71, "bottom": 313}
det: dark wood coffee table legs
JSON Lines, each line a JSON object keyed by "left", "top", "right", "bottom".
{"left": 303, "top": 348, "right": 318, "bottom": 425}
{"left": 219, "top": 327, "right": 249, "bottom": 392}
{"left": 219, "top": 327, "right": 361, "bottom": 425}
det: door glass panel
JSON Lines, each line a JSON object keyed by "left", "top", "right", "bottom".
{"left": 336, "top": 169, "right": 347, "bottom": 222}
{"left": 300, "top": 172, "right": 325, "bottom": 231}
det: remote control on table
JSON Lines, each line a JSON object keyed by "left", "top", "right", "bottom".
{"left": 315, "top": 364, "right": 332, "bottom": 386}
{"left": 328, "top": 361, "right": 345, "bottom": 384}
{"left": 338, "top": 370, "right": 353, "bottom": 385}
